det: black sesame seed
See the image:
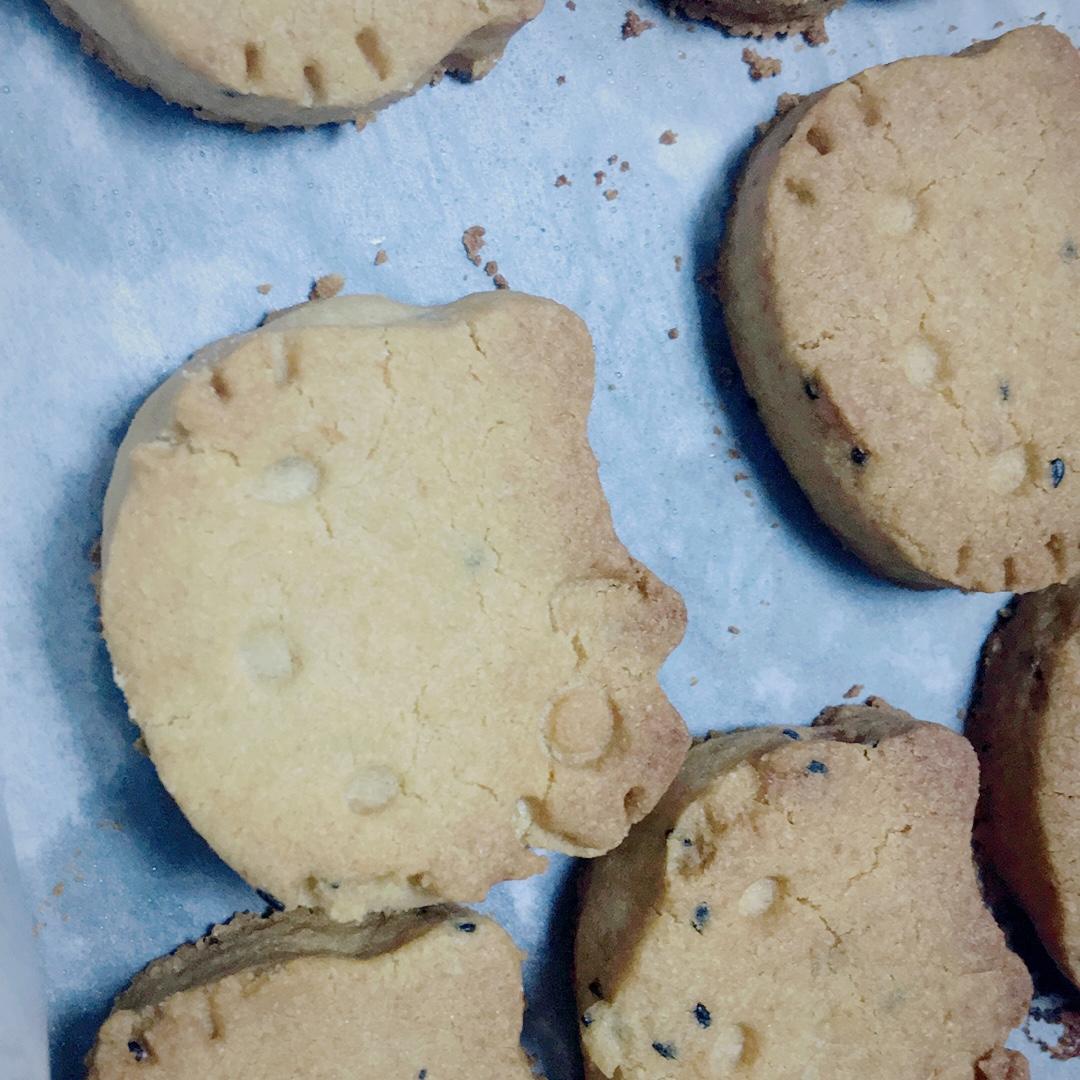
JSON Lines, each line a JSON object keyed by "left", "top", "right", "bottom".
{"left": 127, "top": 1041, "right": 147, "bottom": 1063}
{"left": 681, "top": 836, "right": 694, "bottom": 848}
{"left": 782, "top": 728, "right": 800, "bottom": 740}
{"left": 999, "top": 381, "right": 1010, "bottom": 402}
{"left": 418, "top": 1071, "right": 428, "bottom": 1080}
{"left": 1051, "top": 459, "right": 1066, "bottom": 488}
{"left": 456, "top": 921, "right": 477, "bottom": 933}
{"left": 803, "top": 379, "right": 821, "bottom": 400}
{"left": 1062, "top": 239, "right": 1078, "bottom": 263}
{"left": 582, "top": 1011, "right": 594, "bottom": 1027}
{"left": 652, "top": 1041, "right": 678, "bottom": 1060}
{"left": 694, "top": 1003, "right": 712, "bottom": 1028}
{"left": 850, "top": 446, "right": 870, "bottom": 466}
{"left": 692, "top": 902, "right": 710, "bottom": 933}
{"left": 589, "top": 979, "right": 604, "bottom": 999}
{"left": 807, "top": 760, "right": 828, "bottom": 775}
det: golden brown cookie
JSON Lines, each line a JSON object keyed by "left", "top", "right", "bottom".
{"left": 87, "top": 908, "right": 534, "bottom": 1079}
{"left": 100, "top": 292, "right": 689, "bottom": 920}
{"left": 969, "top": 582, "right": 1080, "bottom": 987}
{"left": 46, "top": 0, "right": 542, "bottom": 127}
{"left": 576, "top": 700, "right": 1032, "bottom": 1079}
{"left": 721, "top": 28, "right": 1080, "bottom": 591}
{"left": 670, "top": 0, "right": 844, "bottom": 38}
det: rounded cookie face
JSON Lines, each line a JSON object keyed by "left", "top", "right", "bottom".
{"left": 969, "top": 582, "right": 1080, "bottom": 987}
{"left": 576, "top": 702, "right": 1031, "bottom": 1080}
{"left": 87, "top": 910, "right": 534, "bottom": 1079}
{"left": 722, "top": 28, "right": 1080, "bottom": 591}
{"left": 672, "top": 0, "right": 845, "bottom": 38}
{"left": 47, "top": 0, "right": 542, "bottom": 127}
{"left": 101, "top": 292, "right": 689, "bottom": 919}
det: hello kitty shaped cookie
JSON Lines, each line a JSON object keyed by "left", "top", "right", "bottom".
{"left": 47, "top": 0, "right": 542, "bottom": 128}
{"left": 100, "top": 291, "right": 689, "bottom": 919}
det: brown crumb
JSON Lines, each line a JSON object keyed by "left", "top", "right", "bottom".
{"left": 946, "top": 23, "right": 957, "bottom": 32}
{"left": 622, "top": 9, "right": 655, "bottom": 37}
{"left": 727, "top": 625, "right": 741, "bottom": 635}
{"left": 803, "top": 18, "right": 829, "bottom": 45}
{"left": 993, "top": 20, "right": 1004, "bottom": 28}
{"left": 689, "top": 676, "right": 699, "bottom": 686}
{"left": 374, "top": 249, "right": 388, "bottom": 266}
{"left": 776, "top": 92, "right": 803, "bottom": 118}
{"left": 727, "top": 448, "right": 742, "bottom": 460}
{"left": 309, "top": 273, "right": 345, "bottom": 301}
{"left": 733, "top": 472, "right": 749, "bottom": 481}
{"left": 604, "top": 189, "right": 619, "bottom": 201}
{"left": 555, "top": 174, "right": 571, "bottom": 187}
{"left": 52, "top": 883, "right": 64, "bottom": 897}
{"left": 674, "top": 255, "right": 683, "bottom": 272}
{"left": 492, "top": 273, "right": 509, "bottom": 290}
{"left": 843, "top": 684, "right": 864, "bottom": 700}
{"left": 484, "top": 260, "right": 499, "bottom": 277}
{"left": 88, "top": 538, "right": 101, "bottom": 568}
{"left": 594, "top": 170, "right": 606, "bottom": 186}
{"left": 256, "top": 282, "right": 272, "bottom": 295}
{"left": 667, "top": 327, "right": 679, "bottom": 339}
{"left": 566, "top": 0, "right": 575, "bottom": 8}
{"left": 659, "top": 129, "right": 678, "bottom": 145}
{"left": 556, "top": 74, "right": 567, "bottom": 85}
{"left": 1032, "top": 11, "right": 1046, "bottom": 22}
{"left": 619, "top": 160, "right": 630, "bottom": 172}
{"left": 608, "top": 154, "right": 619, "bottom": 165}
{"left": 742, "top": 47, "right": 782, "bottom": 80}
{"left": 462, "top": 226, "right": 486, "bottom": 266}
{"left": 712, "top": 425, "right": 723, "bottom": 437}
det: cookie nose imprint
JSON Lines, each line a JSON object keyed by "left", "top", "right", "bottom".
{"left": 255, "top": 456, "right": 321, "bottom": 503}
{"left": 544, "top": 686, "right": 616, "bottom": 766}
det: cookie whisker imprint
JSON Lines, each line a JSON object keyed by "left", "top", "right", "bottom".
{"left": 85, "top": 908, "right": 536, "bottom": 1079}
{"left": 720, "top": 28, "right": 1080, "bottom": 592}
{"left": 576, "top": 699, "right": 1032, "bottom": 1079}
{"left": 44, "top": 0, "right": 543, "bottom": 128}
{"left": 99, "top": 291, "right": 689, "bottom": 920}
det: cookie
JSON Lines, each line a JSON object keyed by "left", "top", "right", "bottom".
{"left": 969, "top": 582, "right": 1080, "bottom": 987}
{"left": 721, "top": 28, "right": 1080, "bottom": 592}
{"left": 670, "top": 0, "right": 844, "bottom": 38}
{"left": 100, "top": 291, "right": 689, "bottom": 920}
{"left": 46, "top": 0, "right": 542, "bottom": 128}
{"left": 87, "top": 907, "right": 534, "bottom": 1078}
{"left": 576, "top": 700, "right": 1031, "bottom": 1080}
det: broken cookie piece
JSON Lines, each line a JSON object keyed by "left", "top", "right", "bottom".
{"left": 87, "top": 908, "right": 534, "bottom": 1078}
{"left": 100, "top": 291, "right": 688, "bottom": 920}
{"left": 669, "top": 0, "right": 845, "bottom": 38}
{"left": 45, "top": 0, "right": 543, "bottom": 127}
{"left": 577, "top": 699, "right": 1031, "bottom": 1079}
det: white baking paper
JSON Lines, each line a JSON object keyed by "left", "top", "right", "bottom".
{"left": 1, "top": 0, "right": 1078, "bottom": 1076}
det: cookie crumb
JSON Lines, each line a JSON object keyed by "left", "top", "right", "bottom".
{"left": 555, "top": 174, "right": 571, "bottom": 187}
{"left": 733, "top": 472, "right": 748, "bottom": 481}
{"left": 374, "top": 249, "right": 389, "bottom": 266}
{"left": 947, "top": 24, "right": 958, "bottom": 32}
{"left": 659, "top": 129, "right": 678, "bottom": 145}
{"left": 88, "top": 538, "right": 102, "bottom": 568}
{"left": 622, "top": 10, "right": 655, "bottom": 37}
{"left": 493, "top": 273, "right": 509, "bottom": 290}
{"left": 843, "top": 684, "right": 864, "bottom": 700}
{"left": 667, "top": 327, "right": 679, "bottom": 339}
{"left": 256, "top": 283, "right": 272, "bottom": 295}
{"left": 604, "top": 189, "right": 619, "bottom": 201}
{"left": 689, "top": 676, "right": 699, "bottom": 686}
{"left": 620, "top": 160, "right": 630, "bottom": 172}
{"left": 742, "top": 47, "right": 782, "bottom": 80}
{"left": 993, "top": 20, "right": 1004, "bottom": 28}
{"left": 309, "top": 273, "right": 345, "bottom": 301}
{"left": 608, "top": 154, "right": 619, "bottom": 165}
{"left": 462, "top": 225, "right": 486, "bottom": 266}
{"left": 566, "top": 0, "right": 575, "bottom": 8}
{"left": 52, "top": 882, "right": 64, "bottom": 897}
{"left": 594, "top": 170, "right": 606, "bottom": 186}
{"left": 556, "top": 74, "right": 567, "bottom": 85}
{"left": 484, "top": 260, "right": 499, "bottom": 277}
{"left": 727, "top": 448, "right": 742, "bottom": 460}
{"left": 727, "top": 625, "right": 741, "bottom": 635}
{"left": 674, "top": 255, "right": 683, "bottom": 272}
{"left": 1032, "top": 11, "right": 1046, "bottom": 22}
{"left": 803, "top": 18, "right": 829, "bottom": 45}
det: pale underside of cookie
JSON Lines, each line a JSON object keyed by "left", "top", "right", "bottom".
{"left": 668, "top": 0, "right": 845, "bottom": 38}
{"left": 721, "top": 28, "right": 1080, "bottom": 591}
{"left": 969, "top": 581, "right": 1080, "bottom": 988}
{"left": 87, "top": 908, "right": 535, "bottom": 1079}
{"left": 100, "top": 291, "right": 689, "bottom": 919}
{"left": 47, "top": 0, "right": 542, "bottom": 127}
{"left": 576, "top": 700, "right": 1032, "bottom": 1080}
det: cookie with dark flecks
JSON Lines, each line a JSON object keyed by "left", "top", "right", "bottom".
{"left": 969, "top": 580, "right": 1080, "bottom": 988}
{"left": 87, "top": 908, "right": 535, "bottom": 1078}
{"left": 721, "top": 28, "right": 1080, "bottom": 591}
{"left": 670, "top": 0, "right": 844, "bottom": 37}
{"left": 576, "top": 699, "right": 1031, "bottom": 1079}
{"left": 100, "top": 292, "right": 688, "bottom": 920}
{"left": 45, "top": 0, "right": 542, "bottom": 128}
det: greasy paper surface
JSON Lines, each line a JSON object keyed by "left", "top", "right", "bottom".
{"left": 1, "top": 1, "right": 1077, "bottom": 1076}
